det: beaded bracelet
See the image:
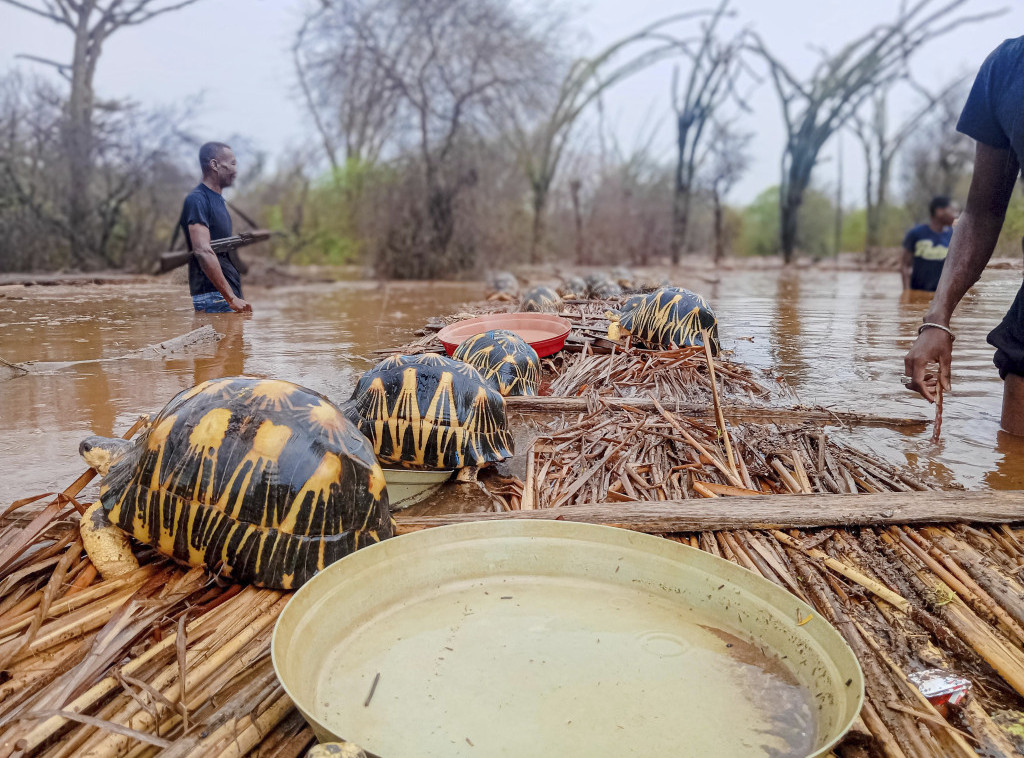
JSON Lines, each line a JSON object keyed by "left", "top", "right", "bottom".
{"left": 918, "top": 322, "right": 956, "bottom": 342}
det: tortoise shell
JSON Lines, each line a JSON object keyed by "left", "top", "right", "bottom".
{"left": 586, "top": 275, "right": 622, "bottom": 299}
{"left": 347, "top": 354, "right": 513, "bottom": 469}
{"left": 96, "top": 377, "right": 391, "bottom": 589}
{"left": 488, "top": 271, "right": 518, "bottom": 297}
{"left": 620, "top": 293, "right": 646, "bottom": 315}
{"left": 619, "top": 287, "right": 720, "bottom": 353}
{"left": 520, "top": 285, "right": 562, "bottom": 313}
{"left": 453, "top": 330, "right": 541, "bottom": 397}
{"left": 558, "top": 276, "right": 588, "bottom": 299}
{"left": 610, "top": 266, "right": 636, "bottom": 289}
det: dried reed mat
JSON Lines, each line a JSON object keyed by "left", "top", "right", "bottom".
{"left": 5, "top": 470, "right": 1024, "bottom": 757}
{"left": 0, "top": 441, "right": 314, "bottom": 758}
{"left": 492, "top": 341, "right": 938, "bottom": 512}
{"left": 382, "top": 297, "right": 925, "bottom": 428}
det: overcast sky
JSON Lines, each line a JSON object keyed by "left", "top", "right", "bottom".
{"left": 0, "top": 0, "right": 1018, "bottom": 208}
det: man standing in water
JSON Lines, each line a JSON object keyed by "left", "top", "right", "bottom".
{"left": 901, "top": 196, "right": 957, "bottom": 292}
{"left": 179, "top": 142, "right": 251, "bottom": 313}
{"left": 904, "top": 37, "right": 1024, "bottom": 434}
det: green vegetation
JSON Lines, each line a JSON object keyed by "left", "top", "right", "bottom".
{"left": 737, "top": 187, "right": 842, "bottom": 259}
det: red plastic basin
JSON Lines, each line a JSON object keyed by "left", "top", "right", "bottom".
{"left": 437, "top": 313, "right": 572, "bottom": 358}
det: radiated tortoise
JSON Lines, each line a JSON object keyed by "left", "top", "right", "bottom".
{"left": 520, "top": 285, "right": 562, "bottom": 313}
{"left": 345, "top": 354, "right": 513, "bottom": 469}
{"left": 78, "top": 377, "right": 392, "bottom": 590}
{"left": 618, "top": 287, "right": 720, "bottom": 353}
{"left": 453, "top": 329, "right": 541, "bottom": 397}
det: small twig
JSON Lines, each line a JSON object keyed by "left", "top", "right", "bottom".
{"left": 931, "top": 382, "right": 944, "bottom": 443}
{"left": 702, "top": 333, "right": 739, "bottom": 482}
{"left": 364, "top": 672, "right": 381, "bottom": 707}
{"left": 884, "top": 701, "right": 977, "bottom": 745}
{"left": 21, "top": 710, "right": 173, "bottom": 748}
{"left": 176, "top": 613, "right": 189, "bottom": 733}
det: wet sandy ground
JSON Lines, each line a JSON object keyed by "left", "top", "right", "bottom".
{"left": 2, "top": 265, "right": 1024, "bottom": 507}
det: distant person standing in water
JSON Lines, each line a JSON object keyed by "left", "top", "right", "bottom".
{"left": 179, "top": 142, "right": 251, "bottom": 313}
{"left": 904, "top": 36, "right": 1024, "bottom": 435}
{"left": 901, "top": 196, "right": 958, "bottom": 292}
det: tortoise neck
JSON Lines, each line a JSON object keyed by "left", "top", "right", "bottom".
{"left": 80, "top": 436, "right": 134, "bottom": 476}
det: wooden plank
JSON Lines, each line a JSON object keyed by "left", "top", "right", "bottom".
{"left": 395, "top": 490, "right": 1024, "bottom": 535}
{"left": 503, "top": 395, "right": 925, "bottom": 428}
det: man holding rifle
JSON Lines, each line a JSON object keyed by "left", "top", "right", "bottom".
{"left": 179, "top": 142, "right": 251, "bottom": 313}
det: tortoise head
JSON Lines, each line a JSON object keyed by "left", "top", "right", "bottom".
{"left": 79, "top": 436, "right": 133, "bottom": 476}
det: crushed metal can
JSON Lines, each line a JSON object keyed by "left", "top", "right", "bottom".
{"left": 908, "top": 669, "right": 972, "bottom": 717}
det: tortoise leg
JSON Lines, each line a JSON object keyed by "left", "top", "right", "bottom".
{"left": 80, "top": 502, "right": 140, "bottom": 580}
{"left": 455, "top": 466, "right": 479, "bottom": 483}
{"left": 306, "top": 743, "right": 368, "bottom": 758}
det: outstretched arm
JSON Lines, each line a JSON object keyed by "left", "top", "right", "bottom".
{"left": 904, "top": 141, "right": 1019, "bottom": 401}
{"left": 188, "top": 224, "right": 251, "bottom": 312}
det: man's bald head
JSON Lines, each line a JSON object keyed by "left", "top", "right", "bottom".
{"left": 199, "top": 142, "right": 237, "bottom": 188}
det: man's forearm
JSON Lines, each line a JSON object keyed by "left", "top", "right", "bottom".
{"left": 926, "top": 141, "right": 1020, "bottom": 324}
{"left": 901, "top": 250, "right": 913, "bottom": 290}
{"left": 194, "top": 248, "right": 237, "bottom": 302}
{"left": 925, "top": 210, "right": 1003, "bottom": 324}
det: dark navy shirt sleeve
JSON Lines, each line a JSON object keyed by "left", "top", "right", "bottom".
{"left": 181, "top": 193, "right": 211, "bottom": 249}
{"left": 957, "top": 41, "right": 1012, "bottom": 150}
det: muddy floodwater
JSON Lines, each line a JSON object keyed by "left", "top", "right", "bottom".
{"left": 2, "top": 266, "right": 1024, "bottom": 506}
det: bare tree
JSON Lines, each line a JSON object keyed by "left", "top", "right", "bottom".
{"left": 582, "top": 119, "right": 673, "bottom": 267}
{"left": 901, "top": 79, "right": 975, "bottom": 216}
{"left": 0, "top": 72, "right": 65, "bottom": 271}
{"left": 753, "top": 0, "right": 1001, "bottom": 263}
{"left": 669, "top": 0, "right": 746, "bottom": 263}
{"left": 850, "top": 77, "right": 966, "bottom": 258}
{"left": 309, "top": 0, "right": 557, "bottom": 277}
{"left": 701, "top": 121, "right": 751, "bottom": 264}
{"left": 492, "top": 11, "right": 706, "bottom": 264}
{"left": 568, "top": 178, "right": 585, "bottom": 266}
{"left": 2, "top": 0, "right": 203, "bottom": 267}
{"left": 293, "top": 5, "right": 402, "bottom": 170}
{"left": 0, "top": 71, "right": 192, "bottom": 271}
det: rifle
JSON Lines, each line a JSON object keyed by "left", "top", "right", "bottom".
{"left": 156, "top": 229, "right": 272, "bottom": 274}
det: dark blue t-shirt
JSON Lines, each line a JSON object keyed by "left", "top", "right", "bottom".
{"left": 958, "top": 38, "right": 1024, "bottom": 376}
{"left": 957, "top": 36, "right": 1024, "bottom": 170}
{"left": 903, "top": 224, "right": 952, "bottom": 292}
{"left": 178, "top": 184, "right": 241, "bottom": 298}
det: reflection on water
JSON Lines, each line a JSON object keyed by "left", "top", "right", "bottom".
{"left": 986, "top": 431, "right": 1024, "bottom": 490}
{"left": 2, "top": 266, "right": 1024, "bottom": 504}
{"left": 772, "top": 274, "right": 806, "bottom": 383}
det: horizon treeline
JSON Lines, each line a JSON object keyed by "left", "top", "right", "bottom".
{"left": 1, "top": 0, "right": 1022, "bottom": 277}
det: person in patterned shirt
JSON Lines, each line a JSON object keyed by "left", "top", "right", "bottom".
{"left": 901, "top": 196, "right": 958, "bottom": 292}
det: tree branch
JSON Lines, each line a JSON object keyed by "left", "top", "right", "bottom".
{"left": 0, "top": 0, "right": 66, "bottom": 23}
{"left": 14, "top": 53, "right": 73, "bottom": 80}
{"left": 114, "top": 0, "right": 202, "bottom": 26}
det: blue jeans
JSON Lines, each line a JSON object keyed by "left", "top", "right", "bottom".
{"left": 192, "top": 291, "right": 234, "bottom": 313}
